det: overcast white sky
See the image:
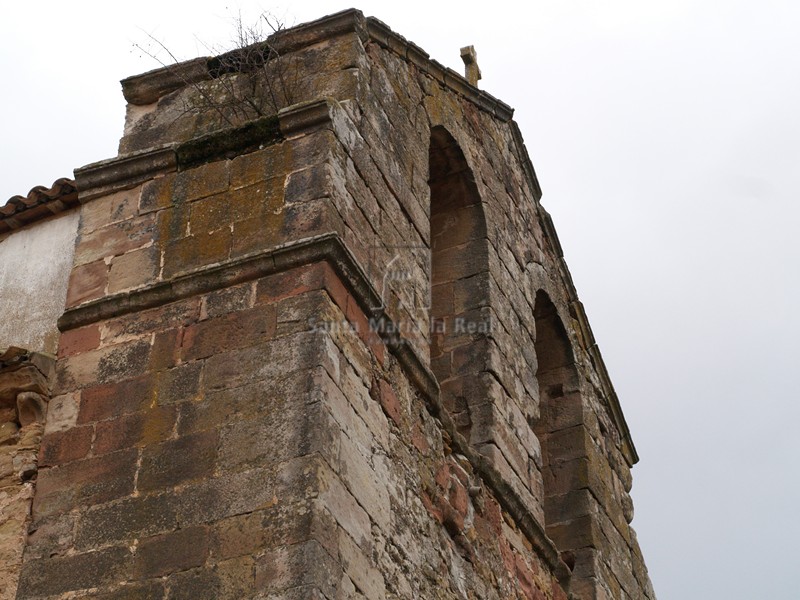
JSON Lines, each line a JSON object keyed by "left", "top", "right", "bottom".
{"left": 2, "top": 2, "right": 799, "bottom": 598}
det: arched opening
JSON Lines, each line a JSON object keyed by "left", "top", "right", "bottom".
{"left": 533, "top": 290, "right": 578, "bottom": 401}
{"left": 532, "top": 290, "right": 593, "bottom": 576}
{"left": 428, "top": 126, "right": 490, "bottom": 436}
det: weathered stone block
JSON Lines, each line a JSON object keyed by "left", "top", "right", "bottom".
{"left": 74, "top": 213, "right": 156, "bottom": 267}
{"left": 74, "top": 492, "right": 179, "bottom": 550}
{"left": 165, "top": 557, "right": 255, "bottom": 600}
{"left": 34, "top": 449, "right": 138, "bottom": 518}
{"left": 162, "top": 228, "right": 233, "bottom": 278}
{"left": 181, "top": 306, "right": 276, "bottom": 361}
{"left": 108, "top": 245, "right": 159, "bottom": 293}
{"left": 80, "top": 187, "right": 140, "bottom": 233}
{"left": 200, "top": 282, "right": 253, "bottom": 319}
{"left": 57, "top": 323, "right": 101, "bottom": 358}
{"left": 134, "top": 525, "right": 209, "bottom": 578}
{"left": 77, "top": 375, "right": 154, "bottom": 424}
{"left": 138, "top": 430, "right": 219, "bottom": 492}
{"left": 16, "top": 546, "right": 132, "bottom": 598}
{"left": 65, "top": 258, "right": 109, "bottom": 307}
{"left": 38, "top": 425, "right": 93, "bottom": 467}
{"left": 93, "top": 405, "right": 176, "bottom": 454}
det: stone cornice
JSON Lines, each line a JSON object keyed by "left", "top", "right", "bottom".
{"left": 74, "top": 147, "right": 177, "bottom": 203}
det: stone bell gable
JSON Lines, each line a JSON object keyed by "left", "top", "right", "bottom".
{"left": 1, "top": 9, "right": 655, "bottom": 599}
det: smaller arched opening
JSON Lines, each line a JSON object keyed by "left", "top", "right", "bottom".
{"left": 533, "top": 290, "right": 579, "bottom": 404}
{"left": 532, "top": 291, "right": 591, "bottom": 567}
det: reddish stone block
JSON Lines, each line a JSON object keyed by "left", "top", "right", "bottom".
{"left": 58, "top": 324, "right": 101, "bottom": 358}
{"left": 319, "top": 262, "right": 350, "bottom": 310}
{"left": 551, "top": 581, "right": 570, "bottom": 600}
{"left": 150, "top": 328, "right": 181, "bottom": 371}
{"left": 343, "top": 292, "right": 385, "bottom": 365}
{"left": 481, "top": 496, "right": 503, "bottom": 535}
{"left": 515, "top": 553, "right": 536, "bottom": 599}
{"left": 377, "top": 379, "right": 402, "bottom": 426}
{"left": 66, "top": 259, "right": 108, "bottom": 307}
{"left": 448, "top": 478, "right": 470, "bottom": 518}
{"left": 181, "top": 307, "right": 276, "bottom": 361}
{"left": 80, "top": 187, "right": 140, "bottom": 233}
{"left": 39, "top": 425, "right": 93, "bottom": 467}
{"left": 410, "top": 423, "right": 430, "bottom": 453}
{"left": 254, "top": 263, "right": 326, "bottom": 306}
{"left": 78, "top": 376, "right": 154, "bottom": 424}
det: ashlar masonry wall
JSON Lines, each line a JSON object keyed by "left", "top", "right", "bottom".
{"left": 12, "top": 9, "right": 655, "bottom": 599}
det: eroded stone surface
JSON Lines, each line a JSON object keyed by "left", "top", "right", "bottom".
{"left": 0, "top": 351, "right": 52, "bottom": 600}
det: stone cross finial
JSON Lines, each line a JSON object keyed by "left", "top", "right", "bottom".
{"left": 460, "top": 45, "right": 482, "bottom": 87}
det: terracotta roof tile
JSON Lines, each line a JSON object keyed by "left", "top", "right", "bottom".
{"left": 1, "top": 178, "right": 79, "bottom": 234}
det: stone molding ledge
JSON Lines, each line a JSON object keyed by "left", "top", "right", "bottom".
{"left": 74, "top": 99, "right": 336, "bottom": 202}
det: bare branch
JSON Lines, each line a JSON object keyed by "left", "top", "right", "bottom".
{"left": 131, "top": 10, "right": 299, "bottom": 128}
